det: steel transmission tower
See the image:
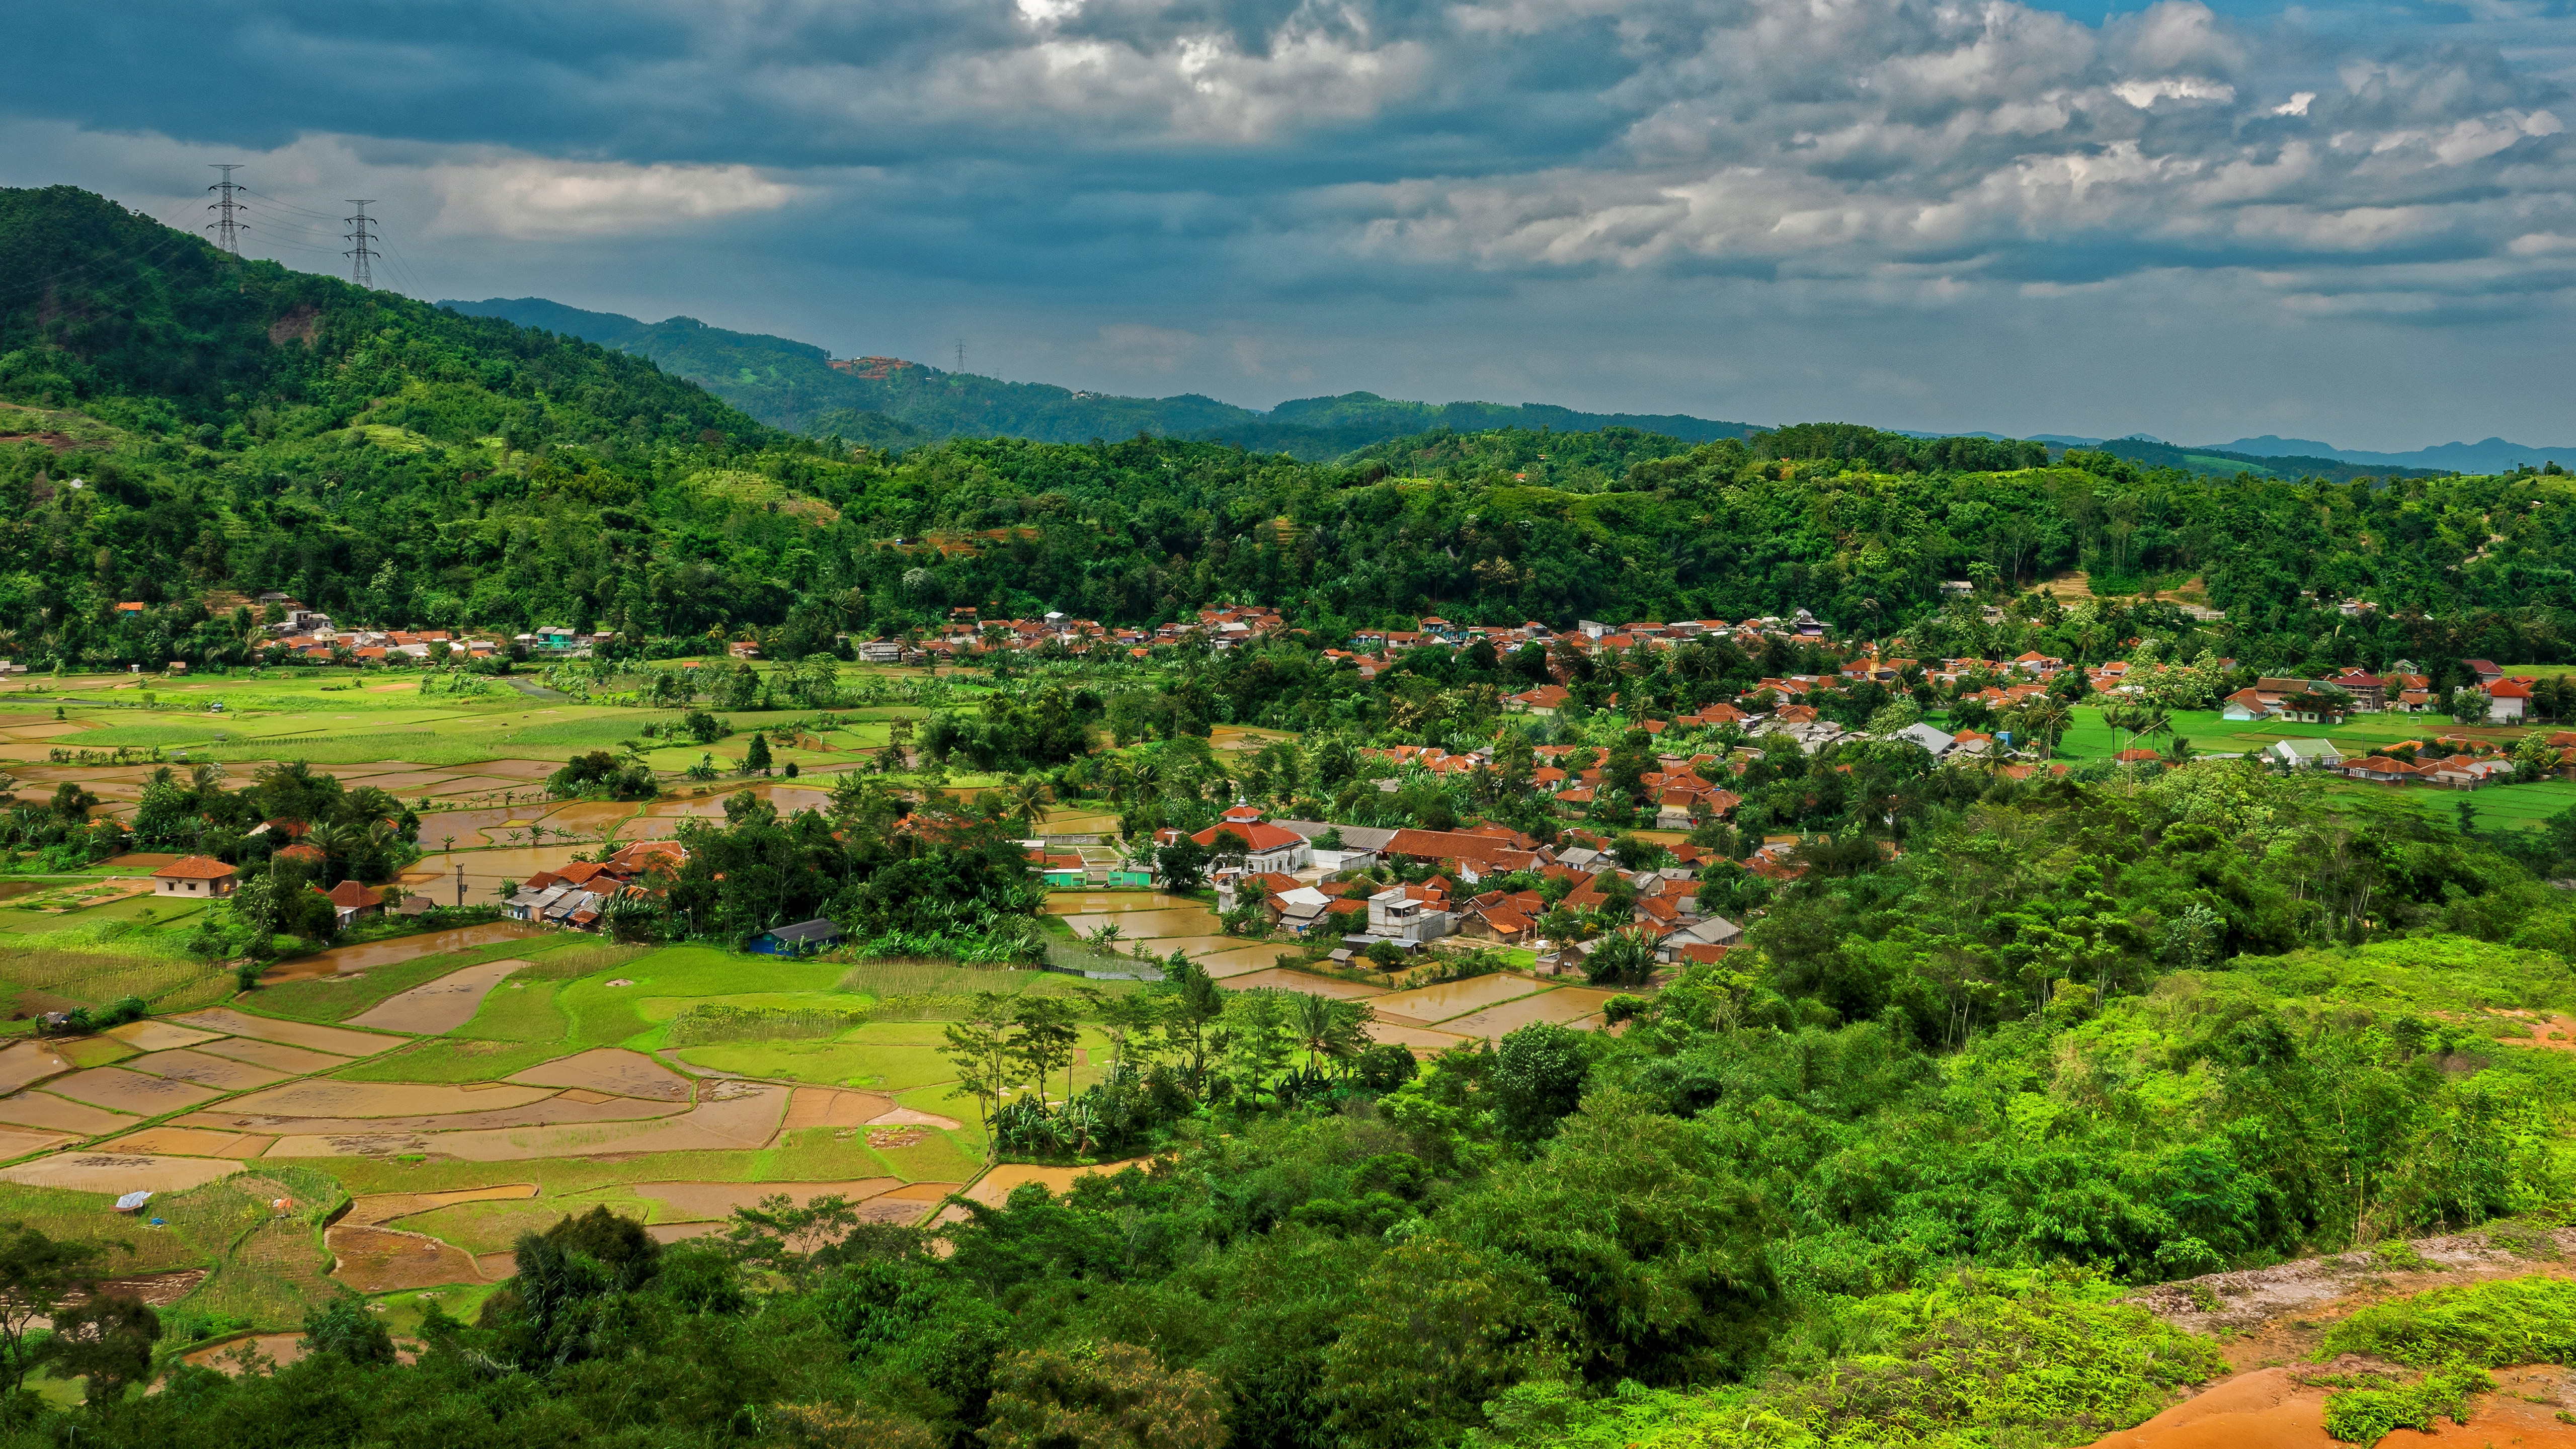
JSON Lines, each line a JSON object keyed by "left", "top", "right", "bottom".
{"left": 205, "top": 165, "right": 246, "bottom": 253}
{"left": 955, "top": 339, "right": 965, "bottom": 374}
{"left": 344, "top": 200, "right": 379, "bottom": 288}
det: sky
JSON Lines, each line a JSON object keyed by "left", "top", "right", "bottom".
{"left": 6, "top": 0, "right": 2576, "bottom": 450}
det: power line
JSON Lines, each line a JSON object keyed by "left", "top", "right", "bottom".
{"left": 206, "top": 166, "right": 245, "bottom": 254}
{"left": 243, "top": 187, "right": 349, "bottom": 223}
{"left": 380, "top": 237, "right": 425, "bottom": 296}
{"left": 344, "top": 200, "right": 378, "bottom": 289}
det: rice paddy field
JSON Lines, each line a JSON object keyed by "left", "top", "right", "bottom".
{"left": 0, "top": 875, "right": 1614, "bottom": 1350}
{"left": 0, "top": 661, "right": 982, "bottom": 780}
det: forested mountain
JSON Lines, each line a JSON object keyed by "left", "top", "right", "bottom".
{"left": 440, "top": 296, "right": 1763, "bottom": 457}
{"left": 2218, "top": 433, "right": 2576, "bottom": 473}
{"left": 5, "top": 184, "right": 2574, "bottom": 678}
{"left": 2088, "top": 435, "right": 2445, "bottom": 483}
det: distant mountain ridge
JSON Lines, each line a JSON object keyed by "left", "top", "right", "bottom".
{"left": 440, "top": 298, "right": 2560, "bottom": 474}
{"left": 2213, "top": 435, "right": 2576, "bottom": 473}
{"left": 438, "top": 298, "right": 1762, "bottom": 459}
{"left": 2032, "top": 431, "right": 2569, "bottom": 475}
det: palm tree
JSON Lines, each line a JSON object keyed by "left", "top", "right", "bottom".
{"left": 1291, "top": 993, "right": 1369, "bottom": 1075}
{"left": 1008, "top": 776, "right": 1051, "bottom": 835}
{"left": 304, "top": 820, "right": 360, "bottom": 865}
{"left": 2018, "top": 699, "right": 2072, "bottom": 760}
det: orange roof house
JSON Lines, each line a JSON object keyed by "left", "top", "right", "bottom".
{"left": 151, "top": 856, "right": 237, "bottom": 898}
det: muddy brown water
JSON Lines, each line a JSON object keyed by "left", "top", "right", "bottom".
{"left": 260, "top": 922, "right": 545, "bottom": 984}
{"left": 1370, "top": 974, "right": 1544, "bottom": 1024}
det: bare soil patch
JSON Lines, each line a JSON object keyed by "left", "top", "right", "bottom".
{"left": 222, "top": 1079, "right": 557, "bottom": 1119}
{"left": 0, "top": 1128, "right": 72, "bottom": 1160}
{"left": 327, "top": 1224, "right": 487, "bottom": 1294}
{"left": 169, "top": 1010, "right": 398, "bottom": 1057}
{"left": 270, "top": 1083, "right": 786, "bottom": 1161}
{"left": 865, "top": 1105, "right": 962, "bottom": 1131}
{"left": 73, "top": 1268, "right": 208, "bottom": 1307}
{"left": 2494, "top": 1011, "right": 2576, "bottom": 1054}
{"left": 2087, "top": 1225, "right": 2576, "bottom": 1448}
{"left": 102, "top": 1020, "right": 224, "bottom": 1052}
{"left": 184, "top": 1334, "right": 307, "bottom": 1374}
{"left": 779, "top": 1087, "right": 896, "bottom": 1132}
{"left": 46, "top": 1067, "right": 224, "bottom": 1114}
{"left": 0, "top": 1092, "right": 136, "bottom": 1136}
{"left": 126, "top": 1049, "right": 287, "bottom": 1091}
{"left": 964, "top": 1159, "right": 1152, "bottom": 1209}
{"left": 0, "top": 1041, "right": 71, "bottom": 1094}
{"left": 189, "top": 1037, "right": 351, "bottom": 1074}
{"left": 0, "top": 1151, "right": 242, "bottom": 1192}
{"left": 507, "top": 1048, "right": 692, "bottom": 1101}
{"left": 348, "top": 957, "right": 535, "bottom": 1035}
{"left": 112, "top": 1127, "right": 276, "bottom": 1158}
{"left": 2125, "top": 1225, "right": 2576, "bottom": 1339}
{"left": 180, "top": 1094, "right": 685, "bottom": 1137}
{"left": 345, "top": 1184, "right": 538, "bottom": 1227}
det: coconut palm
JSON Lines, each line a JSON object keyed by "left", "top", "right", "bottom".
{"left": 1007, "top": 775, "right": 1051, "bottom": 834}
{"left": 2017, "top": 698, "right": 2073, "bottom": 760}
{"left": 1291, "top": 993, "right": 1370, "bottom": 1075}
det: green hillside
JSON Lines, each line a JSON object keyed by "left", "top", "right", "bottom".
{"left": 441, "top": 297, "right": 1764, "bottom": 457}
{"left": 2094, "top": 434, "right": 2449, "bottom": 481}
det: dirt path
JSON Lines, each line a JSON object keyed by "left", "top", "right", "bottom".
{"left": 2086, "top": 1225, "right": 2576, "bottom": 1448}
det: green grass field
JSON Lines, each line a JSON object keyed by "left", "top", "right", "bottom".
{"left": 0, "top": 659, "right": 953, "bottom": 773}
{"left": 2021, "top": 705, "right": 2515, "bottom": 765}
{"left": 2382, "top": 778, "right": 2576, "bottom": 831}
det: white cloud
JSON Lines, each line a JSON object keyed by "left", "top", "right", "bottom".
{"left": 2112, "top": 76, "right": 2236, "bottom": 108}
{"left": 423, "top": 157, "right": 803, "bottom": 239}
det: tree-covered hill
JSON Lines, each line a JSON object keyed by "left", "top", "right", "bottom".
{"left": 0, "top": 188, "right": 758, "bottom": 449}
{"left": 440, "top": 296, "right": 1765, "bottom": 457}
{"left": 4, "top": 184, "right": 2573, "bottom": 676}
{"left": 2091, "top": 434, "right": 2447, "bottom": 484}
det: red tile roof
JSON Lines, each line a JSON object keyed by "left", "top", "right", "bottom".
{"left": 152, "top": 855, "right": 237, "bottom": 880}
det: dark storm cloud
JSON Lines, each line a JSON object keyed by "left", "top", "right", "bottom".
{"left": 8, "top": 0, "right": 2576, "bottom": 445}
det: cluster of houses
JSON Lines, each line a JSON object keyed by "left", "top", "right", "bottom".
{"left": 229, "top": 594, "right": 610, "bottom": 664}
{"left": 502, "top": 841, "right": 691, "bottom": 930}
{"left": 1173, "top": 810, "right": 1752, "bottom": 975}
{"left": 149, "top": 855, "right": 426, "bottom": 930}
{"left": 2334, "top": 732, "right": 2576, "bottom": 787}
{"left": 1326, "top": 612, "right": 1830, "bottom": 681}
{"left": 857, "top": 606, "right": 1290, "bottom": 665}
